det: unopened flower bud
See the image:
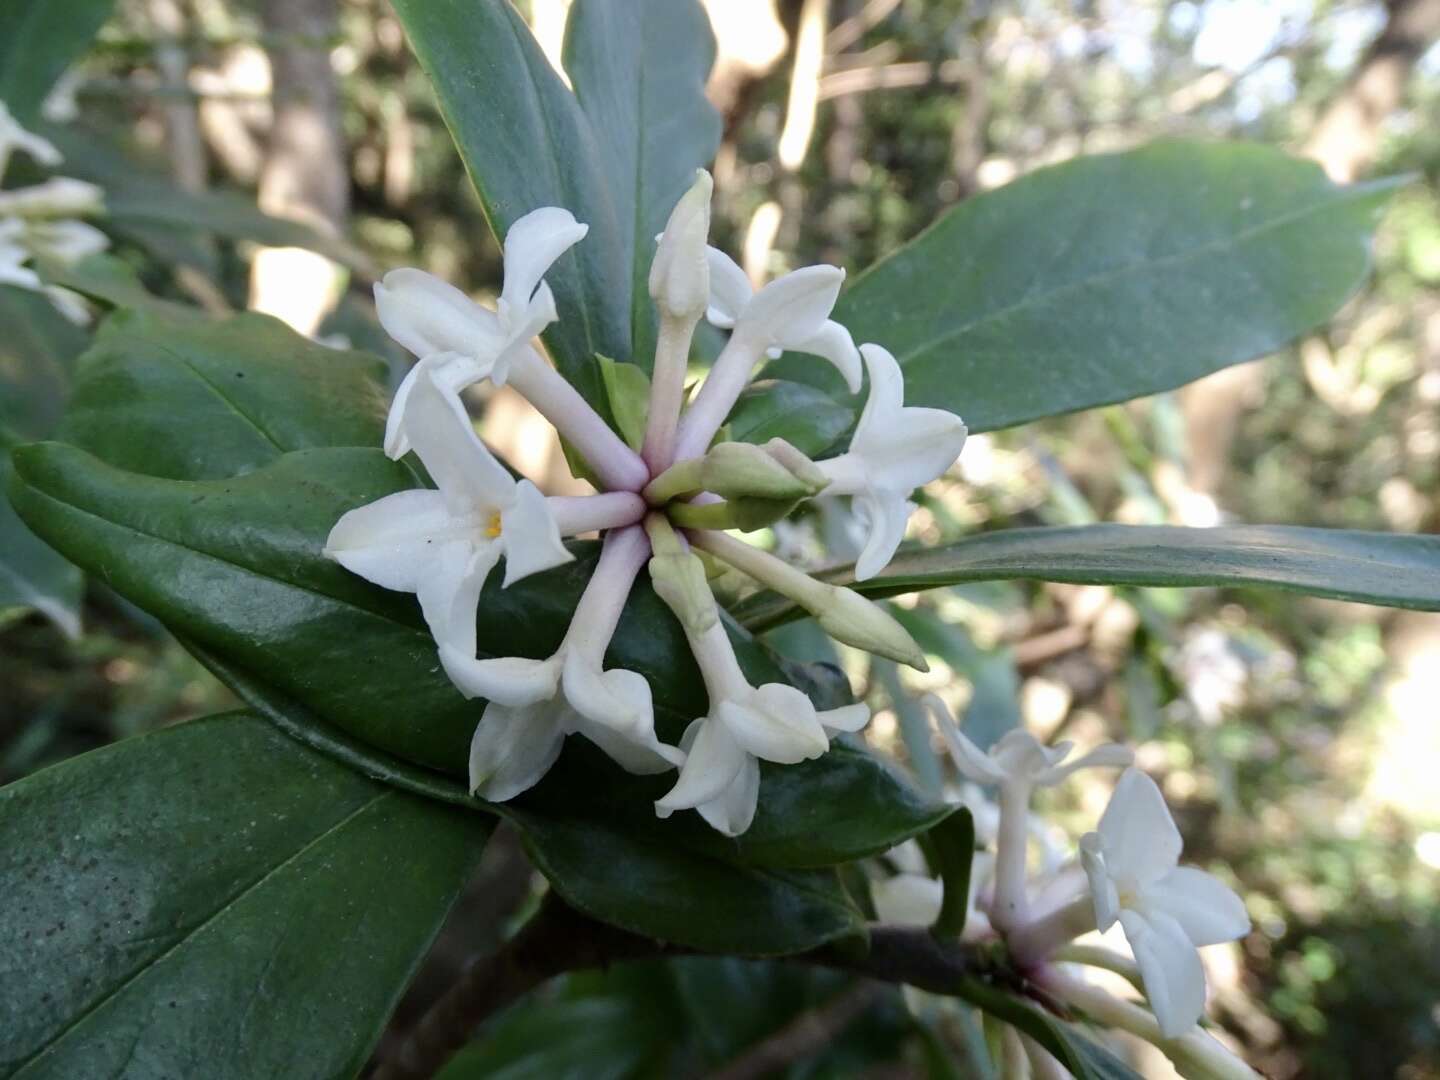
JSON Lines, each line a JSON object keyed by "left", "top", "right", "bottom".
{"left": 701, "top": 441, "right": 819, "bottom": 502}
{"left": 649, "top": 170, "right": 712, "bottom": 320}
{"left": 814, "top": 586, "right": 928, "bottom": 670}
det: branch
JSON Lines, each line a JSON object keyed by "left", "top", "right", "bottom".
{"left": 369, "top": 894, "right": 1012, "bottom": 1080}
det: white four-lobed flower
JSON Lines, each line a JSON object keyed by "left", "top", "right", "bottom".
{"left": 817, "top": 343, "right": 968, "bottom": 580}
{"left": 376, "top": 206, "right": 588, "bottom": 457}
{"left": 324, "top": 362, "right": 572, "bottom": 666}
{"left": 0, "top": 101, "right": 62, "bottom": 175}
{"left": 457, "top": 526, "right": 682, "bottom": 800}
{"left": 1081, "top": 768, "right": 1251, "bottom": 1038}
{"left": 654, "top": 617, "right": 868, "bottom": 836}
{"left": 704, "top": 246, "right": 862, "bottom": 392}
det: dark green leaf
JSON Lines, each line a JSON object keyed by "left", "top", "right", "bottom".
{"left": 726, "top": 379, "right": 855, "bottom": 457}
{"left": 0, "top": 444, "right": 81, "bottom": 639}
{"left": 387, "top": 0, "right": 627, "bottom": 403}
{"left": 563, "top": 0, "right": 720, "bottom": 369}
{"left": 956, "top": 980, "right": 1143, "bottom": 1080}
{"left": 734, "top": 524, "right": 1440, "bottom": 632}
{"left": 9, "top": 443, "right": 948, "bottom": 871}
{"left": 437, "top": 997, "right": 670, "bottom": 1080}
{"left": 40, "top": 253, "right": 198, "bottom": 319}
{"left": 769, "top": 141, "right": 1399, "bottom": 432}
{"left": 0, "top": 285, "right": 87, "bottom": 441}
{"left": 59, "top": 308, "right": 389, "bottom": 480}
{"left": 0, "top": 0, "right": 114, "bottom": 122}
{"left": 924, "top": 808, "right": 975, "bottom": 939}
{"left": 0, "top": 711, "right": 490, "bottom": 1079}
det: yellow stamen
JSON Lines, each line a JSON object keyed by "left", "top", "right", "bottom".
{"left": 484, "top": 510, "right": 503, "bottom": 539}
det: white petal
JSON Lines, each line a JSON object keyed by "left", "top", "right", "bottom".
{"left": 1143, "top": 867, "right": 1251, "bottom": 947}
{"left": 854, "top": 343, "right": 905, "bottom": 431}
{"left": 719, "top": 684, "right": 829, "bottom": 764}
{"left": 403, "top": 365, "right": 517, "bottom": 514}
{"left": 374, "top": 268, "right": 504, "bottom": 360}
{"left": 439, "top": 648, "right": 562, "bottom": 706}
{"left": 819, "top": 703, "right": 870, "bottom": 733}
{"left": 416, "top": 542, "right": 500, "bottom": 659}
{"left": 560, "top": 652, "right": 656, "bottom": 735}
{"left": 324, "top": 488, "right": 454, "bottom": 593}
{"left": 25, "top": 219, "right": 108, "bottom": 263}
{"left": 795, "top": 320, "right": 862, "bottom": 393}
{"left": 736, "top": 264, "right": 844, "bottom": 350}
{"left": 704, "top": 245, "right": 752, "bottom": 328}
{"left": 572, "top": 704, "right": 684, "bottom": 774}
{"left": 499, "top": 207, "right": 588, "bottom": 321}
{"left": 852, "top": 489, "right": 913, "bottom": 582}
{"left": 468, "top": 699, "right": 567, "bottom": 801}
{"left": 384, "top": 353, "right": 492, "bottom": 459}
{"left": 1119, "top": 909, "right": 1208, "bottom": 1039}
{"left": 1096, "top": 768, "right": 1183, "bottom": 888}
{"left": 655, "top": 717, "right": 747, "bottom": 815}
{"left": 927, "top": 694, "right": 1006, "bottom": 784}
{"left": 1080, "top": 833, "right": 1122, "bottom": 932}
{"left": 498, "top": 479, "right": 574, "bottom": 586}
{"left": 854, "top": 409, "right": 967, "bottom": 493}
{"left": 872, "top": 873, "right": 944, "bottom": 928}
{"left": 695, "top": 752, "right": 761, "bottom": 837}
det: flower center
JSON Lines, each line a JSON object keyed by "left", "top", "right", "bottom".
{"left": 484, "top": 510, "right": 503, "bottom": 539}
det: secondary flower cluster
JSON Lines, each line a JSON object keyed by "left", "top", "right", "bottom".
{"left": 326, "top": 171, "right": 967, "bottom": 836}
{"left": 0, "top": 102, "right": 106, "bottom": 323}
{"left": 878, "top": 700, "right": 1254, "bottom": 1074}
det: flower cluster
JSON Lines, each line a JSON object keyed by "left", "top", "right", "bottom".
{"left": 886, "top": 698, "right": 1254, "bottom": 1073}
{"left": 0, "top": 102, "right": 106, "bottom": 323}
{"left": 327, "top": 172, "right": 967, "bottom": 836}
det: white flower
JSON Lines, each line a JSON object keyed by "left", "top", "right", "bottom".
{"left": 456, "top": 527, "right": 683, "bottom": 799}
{"left": 704, "top": 245, "right": 861, "bottom": 392}
{"left": 0, "top": 219, "right": 40, "bottom": 289}
{"left": 324, "top": 362, "right": 572, "bottom": 665}
{"left": 654, "top": 618, "right": 867, "bottom": 836}
{"left": 23, "top": 218, "right": 108, "bottom": 264}
{"left": 0, "top": 177, "right": 103, "bottom": 218}
{"left": 0, "top": 101, "right": 62, "bottom": 175}
{"left": 376, "top": 206, "right": 588, "bottom": 456}
{"left": 1081, "top": 768, "right": 1251, "bottom": 1038}
{"left": 817, "top": 343, "right": 967, "bottom": 580}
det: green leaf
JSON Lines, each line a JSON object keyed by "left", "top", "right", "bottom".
{"left": 0, "top": 0, "right": 114, "bottom": 123}
{"left": 734, "top": 523, "right": 1440, "bottom": 632}
{"left": 769, "top": 141, "right": 1400, "bottom": 432}
{"left": 0, "top": 285, "right": 87, "bottom": 441}
{"left": 58, "top": 308, "right": 389, "bottom": 480}
{"left": 726, "top": 379, "right": 855, "bottom": 457}
{"left": 8, "top": 442, "right": 948, "bottom": 872}
{"left": 40, "top": 253, "right": 198, "bottom": 319}
{"left": 0, "top": 711, "right": 490, "bottom": 1079}
{"left": 437, "top": 997, "right": 671, "bottom": 1080}
{"left": 0, "top": 443, "right": 81, "bottom": 639}
{"left": 563, "top": 0, "right": 721, "bottom": 370}
{"left": 924, "top": 808, "right": 975, "bottom": 940}
{"left": 598, "top": 356, "right": 650, "bottom": 450}
{"left": 956, "top": 980, "right": 1143, "bottom": 1080}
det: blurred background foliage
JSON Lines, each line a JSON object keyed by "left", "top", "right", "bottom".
{"left": 2, "top": 0, "right": 1438, "bottom": 1075}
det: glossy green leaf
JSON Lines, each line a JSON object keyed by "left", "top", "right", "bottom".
{"left": 563, "top": 0, "right": 721, "bottom": 369}
{"left": 0, "top": 0, "right": 114, "bottom": 122}
{"left": 58, "top": 308, "right": 389, "bottom": 480}
{"left": 726, "top": 379, "right": 855, "bottom": 457}
{"left": 9, "top": 442, "right": 948, "bottom": 871}
{"left": 769, "top": 141, "right": 1399, "bottom": 432}
{"left": 0, "top": 711, "right": 490, "bottom": 1079}
{"left": 734, "top": 523, "right": 1440, "bottom": 632}
{"left": 956, "top": 981, "right": 1143, "bottom": 1080}
{"left": 924, "top": 808, "right": 975, "bottom": 939}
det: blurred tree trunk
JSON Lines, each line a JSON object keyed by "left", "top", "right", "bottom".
{"left": 248, "top": 0, "right": 348, "bottom": 336}
{"left": 1304, "top": 0, "right": 1440, "bottom": 182}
